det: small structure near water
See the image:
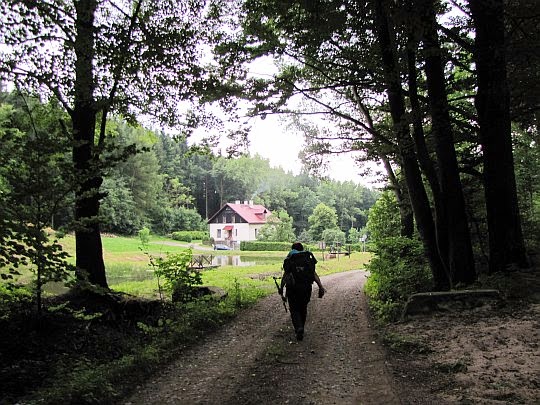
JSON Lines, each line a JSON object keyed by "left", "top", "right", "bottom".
{"left": 189, "top": 254, "right": 218, "bottom": 270}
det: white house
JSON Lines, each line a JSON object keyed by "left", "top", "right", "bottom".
{"left": 208, "top": 201, "right": 271, "bottom": 247}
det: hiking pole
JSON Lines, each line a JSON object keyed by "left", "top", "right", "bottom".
{"left": 272, "top": 276, "right": 288, "bottom": 312}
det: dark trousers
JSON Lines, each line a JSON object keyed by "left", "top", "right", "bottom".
{"left": 287, "top": 285, "right": 312, "bottom": 333}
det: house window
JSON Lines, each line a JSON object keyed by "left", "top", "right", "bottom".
{"left": 235, "top": 229, "right": 238, "bottom": 236}
{"left": 222, "top": 215, "right": 226, "bottom": 223}
{"left": 254, "top": 228, "right": 258, "bottom": 237}
{"left": 217, "top": 229, "right": 221, "bottom": 238}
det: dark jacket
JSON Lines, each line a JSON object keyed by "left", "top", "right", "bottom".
{"left": 283, "top": 250, "right": 317, "bottom": 288}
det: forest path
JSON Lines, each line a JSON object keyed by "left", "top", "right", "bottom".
{"left": 124, "top": 270, "right": 400, "bottom": 405}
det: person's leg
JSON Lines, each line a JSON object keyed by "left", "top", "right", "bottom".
{"left": 298, "top": 286, "right": 312, "bottom": 337}
{"left": 287, "top": 293, "right": 304, "bottom": 340}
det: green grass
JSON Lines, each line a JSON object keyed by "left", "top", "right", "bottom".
{"left": 112, "top": 250, "right": 371, "bottom": 299}
{"left": 13, "top": 233, "right": 372, "bottom": 299}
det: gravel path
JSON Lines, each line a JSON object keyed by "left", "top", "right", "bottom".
{"left": 125, "top": 270, "right": 400, "bottom": 405}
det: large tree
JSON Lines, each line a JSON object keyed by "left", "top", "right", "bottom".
{"left": 415, "top": 0, "right": 476, "bottom": 283}
{"left": 213, "top": 0, "right": 502, "bottom": 287}
{"left": 372, "top": 0, "right": 450, "bottom": 289}
{"left": 469, "top": 0, "right": 528, "bottom": 273}
{"left": 0, "top": 0, "right": 216, "bottom": 287}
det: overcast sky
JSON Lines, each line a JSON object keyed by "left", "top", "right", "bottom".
{"left": 248, "top": 114, "right": 382, "bottom": 187}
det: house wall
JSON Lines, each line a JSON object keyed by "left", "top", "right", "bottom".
{"left": 209, "top": 223, "right": 265, "bottom": 243}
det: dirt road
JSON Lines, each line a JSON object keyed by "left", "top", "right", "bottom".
{"left": 125, "top": 270, "right": 399, "bottom": 405}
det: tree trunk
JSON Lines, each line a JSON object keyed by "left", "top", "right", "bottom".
{"left": 373, "top": 0, "right": 450, "bottom": 290}
{"left": 72, "top": 0, "right": 108, "bottom": 288}
{"left": 470, "top": 0, "right": 528, "bottom": 273}
{"left": 419, "top": 0, "right": 476, "bottom": 284}
{"left": 406, "top": 46, "right": 449, "bottom": 272}
{"left": 381, "top": 156, "right": 414, "bottom": 238}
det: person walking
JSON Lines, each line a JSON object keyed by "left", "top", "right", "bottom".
{"left": 280, "top": 242, "right": 325, "bottom": 341}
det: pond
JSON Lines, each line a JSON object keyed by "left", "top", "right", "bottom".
{"left": 211, "top": 255, "right": 278, "bottom": 267}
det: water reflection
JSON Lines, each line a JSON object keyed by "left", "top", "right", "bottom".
{"left": 212, "top": 255, "right": 256, "bottom": 267}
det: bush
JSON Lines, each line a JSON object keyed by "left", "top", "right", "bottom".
{"left": 240, "top": 241, "right": 291, "bottom": 251}
{"left": 153, "top": 250, "right": 202, "bottom": 303}
{"left": 366, "top": 191, "right": 401, "bottom": 244}
{"left": 171, "top": 232, "right": 192, "bottom": 242}
{"left": 321, "top": 228, "right": 346, "bottom": 245}
{"left": 138, "top": 227, "right": 151, "bottom": 245}
{"left": 151, "top": 207, "right": 206, "bottom": 235}
{"left": 240, "top": 241, "right": 317, "bottom": 252}
{"left": 364, "top": 236, "right": 432, "bottom": 323}
{"left": 345, "top": 243, "right": 362, "bottom": 252}
{"left": 171, "top": 231, "right": 209, "bottom": 243}
{"left": 0, "top": 284, "right": 33, "bottom": 320}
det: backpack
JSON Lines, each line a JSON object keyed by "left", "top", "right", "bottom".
{"left": 283, "top": 251, "right": 317, "bottom": 287}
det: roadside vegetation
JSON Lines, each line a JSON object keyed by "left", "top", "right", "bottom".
{"left": 0, "top": 232, "right": 370, "bottom": 404}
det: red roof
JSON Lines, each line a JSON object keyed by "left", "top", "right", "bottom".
{"left": 208, "top": 203, "right": 271, "bottom": 224}
{"left": 223, "top": 225, "right": 234, "bottom": 230}
{"left": 229, "top": 203, "right": 270, "bottom": 223}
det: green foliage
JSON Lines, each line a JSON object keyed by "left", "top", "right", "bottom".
{"left": 256, "top": 209, "right": 296, "bottom": 242}
{"left": 100, "top": 177, "right": 145, "bottom": 235}
{"left": 0, "top": 95, "right": 75, "bottom": 312}
{"left": 171, "top": 232, "right": 193, "bottom": 243}
{"left": 514, "top": 125, "right": 540, "bottom": 251}
{"left": 0, "top": 284, "right": 32, "bottom": 320}
{"left": 231, "top": 277, "right": 243, "bottom": 309}
{"left": 153, "top": 250, "right": 203, "bottom": 302}
{"left": 240, "top": 241, "right": 292, "bottom": 251}
{"left": 308, "top": 203, "right": 339, "bottom": 241}
{"left": 171, "top": 230, "right": 209, "bottom": 243}
{"left": 347, "top": 227, "right": 362, "bottom": 243}
{"left": 138, "top": 227, "right": 151, "bottom": 246}
{"left": 364, "top": 237, "right": 432, "bottom": 323}
{"left": 152, "top": 206, "right": 206, "bottom": 235}
{"left": 346, "top": 243, "right": 363, "bottom": 252}
{"left": 366, "top": 191, "right": 401, "bottom": 245}
{"left": 321, "top": 228, "right": 346, "bottom": 245}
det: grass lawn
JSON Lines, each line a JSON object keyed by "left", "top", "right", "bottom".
{"left": 111, "top": 245, "right": 371, "bottom": 299}
{"left": 15, "top": 233, "right": 371, "bottom": 299}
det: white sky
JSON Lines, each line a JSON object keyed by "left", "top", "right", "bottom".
{"left": 248, "top": 114, "right": 381, "bottom": 187}
{"left": 244, "top": 58, "right": 384, "bottom": 188}
{"left": 195, "top": 109, "right": 385, "bottom": 188}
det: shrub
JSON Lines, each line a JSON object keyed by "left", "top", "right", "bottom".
{"left": 240, "top": 241, "right": 291, "bottom": 251}
{"left": 240, "top": 241, "right": 316, "bottom": 251}
{"left": 364, "top": 236, "right": 432, "bottom": 323}
{"left": 171, "top": 231, "right": 192, "bottom": 242}
{"left": 345, "top": 243, "right": 362, "bottom": 252}
{"left": 321, "top": 228, "right": 346, "bottom": 245}
{"left": 0, "top": 284, "right": 33, "bottom": 320}
{"left": 366, "top": 191, "right": 401, "bottom": 244}
{"left": 138, "top": 227, "right": 151, "bottom": 245}
{"left": 171, "top": 231, "right": 209, "bottom": 243}
{"left": 153, "top": 249, "right": 202, "bottom": 303}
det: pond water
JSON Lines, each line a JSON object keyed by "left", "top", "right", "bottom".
{"left": 194, "top": 254, "right": 279, "bottom": 267}
{"left": 212, "top": 255, "right": 263, "bottom": 267}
